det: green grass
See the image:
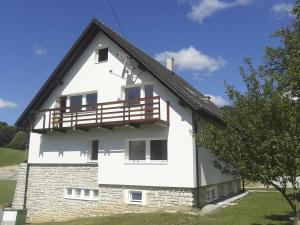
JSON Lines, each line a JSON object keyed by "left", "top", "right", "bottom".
{"left": 31, "top": 192, "right": 292, "bottom": 225}
{"left": 0, "top": 180, "right": 16, "bottom": 206}
{"left": 0, "top": 147, "right": 26, "bottom": 167}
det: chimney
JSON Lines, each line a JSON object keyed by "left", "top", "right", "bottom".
{"left": 166, "top": 57, "right": 174, "bottom": 72}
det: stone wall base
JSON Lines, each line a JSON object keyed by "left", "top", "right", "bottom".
{"left": 13, "top": 164, "right": 241, "bottom": 223}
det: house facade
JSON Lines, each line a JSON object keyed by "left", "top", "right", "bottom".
{"left": 13, "top": 19, "right": 241, "bottom": 223}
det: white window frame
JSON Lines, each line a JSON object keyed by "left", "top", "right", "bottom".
{"left": 64, "top": 91, "right": 98, "bottom": 111}
{"left": 206, "top": 186, "right": 218, "bottom": 202}
{"left": 64, "top": 187, "right": 99, "bottom": 201}
{"left": 124, "top": 189, "right": 147, "bottom": 205}
{"left": 125, "top": 138, "right": 168, "bottom": 164}
{"left": 121, "top": 82, "right": 154, "bottom": 100}
{"left": 95, "top": 46, "right": 109, "bottom": 64}
{"left": 87, "top": 139, "right": 100, "bottom": 163}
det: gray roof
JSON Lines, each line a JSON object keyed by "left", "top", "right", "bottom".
{"left": 16, "top": 19, "right": 221, "bottom": 127}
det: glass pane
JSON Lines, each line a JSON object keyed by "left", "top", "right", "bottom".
{"left": 125, "top": 87, "right": 140, "bottom": 105}
{"left": 129, "top": 141, "right": 146, "bottom": 160}
{"left": 94, "top": 190, "right": 99, "bottom": 197}
{"left": 130, "top": 191, "right": 142, "bottom": 202}
{"left": 86, "top": 93, "right": 97, "bottom": 110}
{"left": 145, "top": 85, "right": 153, "bottom": 98}
{"left": 98, "top": 48, "right": 108, "bottom": 62}
{"left": 75, "top": 189, "right": 81, "bottom": 196}
{"left": 70, "top": 95, "right": 82, "bottom": 112}
{"left": 67, "top": 188, "right": 72, "bottom": 196}
{"left": 150, "top": 140, "right": 167, "bottom": 160}
{"left": 84, "top": 189, "right": 90, "bottom": 197}
{"left": 145, "top": 85, "right": 154, "bottom": 118}
{"left": 91, "top": 140, "right": 98, "bottom": 160}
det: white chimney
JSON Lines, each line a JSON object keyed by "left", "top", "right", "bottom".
{"left": 166, "top": 57, "right": 174, "bottom": 72}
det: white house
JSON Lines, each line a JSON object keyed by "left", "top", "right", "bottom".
{"left": 13, "top": 19, "right": 241, "bottom": 223}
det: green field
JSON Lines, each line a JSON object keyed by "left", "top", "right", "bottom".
{"left": 0, "top": 180, "right": 16, "bottom": 206}
{"left": 0, "top": 147, "right": 26, "bottom": 167}
{"left": 32, "top": 192, "right": 292, "bottom": 225}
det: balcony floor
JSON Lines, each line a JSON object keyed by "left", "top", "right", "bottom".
{"left": 32, "top": 118, "right": 169, "bottom": 134}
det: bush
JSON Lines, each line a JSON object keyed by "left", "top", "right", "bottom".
{"left": 9, "top": 131, "right": 28, "bottom": 150}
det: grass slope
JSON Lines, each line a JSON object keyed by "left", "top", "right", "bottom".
{"left": 0, "top": 180, "right": 16, "bottom": 206}
{"left": 0, "top": 147, "right": 26, "bottom": 167}
{"left": 32, "top": 192, "right": 291, "bottom": 225}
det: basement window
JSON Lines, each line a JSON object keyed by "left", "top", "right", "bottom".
{"left": 64, "top": 187, "right": 99, "bottom": 201}
{"left": 124, "top": 190, "right": 146, "bottom": 205}
{"left": 206, "top": 187, "right": 217, "bottom": 202}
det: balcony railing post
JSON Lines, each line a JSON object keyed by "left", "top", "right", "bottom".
{"left": 123, "top": 101, "right": 125, "bottom": 123}
{"left": 100, "top": 104, "right": 103, "bottom": 124}
{"left": 43, "top": 114, "right": 46, "bottom": 129}
{"left": 167, "top": 101, "right": 170, "bottom": 124}
{"left": 49, "top": 109, "right": 52, "bottom": 129}
{"left": 96, "top": 106, "right": 98, "bottom": 126}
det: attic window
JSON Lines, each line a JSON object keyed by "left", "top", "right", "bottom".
{"left": 97, "top": 48, "right": 108, "bottom": 62}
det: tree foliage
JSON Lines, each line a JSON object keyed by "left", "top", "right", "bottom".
{"left": 197, "top": 1, "right": 300, "bottom": 215}
{"left": 9, "top": 131, "right": 29, "bottom": 150}
{"left": 0, "top": 121, "right": 28, "bottom": 150}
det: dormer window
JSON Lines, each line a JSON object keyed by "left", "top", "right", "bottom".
{"left": 97, "top": 48, "right": 108, "bottom": 62}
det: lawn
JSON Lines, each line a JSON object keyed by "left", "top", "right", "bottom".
{"left": 0, "top": 147, "right": 26, "bottom": 167}
{"left": 0, "top": 180, "right": 16, "bottom": 206}
{"left": 32, "top": 191, "right": 292, "bottom": 225}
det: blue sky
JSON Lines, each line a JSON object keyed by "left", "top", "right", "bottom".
{"left": 0, "top": 0, "right": 294, "bottom": 125}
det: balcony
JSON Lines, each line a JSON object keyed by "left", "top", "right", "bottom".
{"left": 32, "top": 96, "right": 169, "bottom": 134}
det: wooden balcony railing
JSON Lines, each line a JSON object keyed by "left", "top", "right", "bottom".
{"left": 32, "top": 96, "right": 169, "bottom": 133}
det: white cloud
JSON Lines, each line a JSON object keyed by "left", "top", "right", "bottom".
{"left": 205, "top": 94, "right": 229, "bottom": 107}
{"left": 186, "top": 0, "right": 253, "bottom": 23}
{"left": 34, "top": 46, "right": 48, "bottom": 55}
{"left": 155, "top": 46, "right": 226, "bottom": 72}
{"left": 0, "top": 99, "right": 18, "bottom": 109}
{"left": 271, "top": 3, "right": 293, "bottom": 17}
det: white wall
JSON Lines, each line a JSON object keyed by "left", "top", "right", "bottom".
{"left": 28, "top": 31, "right": 196, "bottom": 188}
{"left": 197, "top": 147, "right": 234, "bottom": 186}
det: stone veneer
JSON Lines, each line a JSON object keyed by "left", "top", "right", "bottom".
{"left": 13, "top": 163, "right": 241, "bottom": 223}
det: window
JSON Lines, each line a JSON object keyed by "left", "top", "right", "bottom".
{"left": 64, "top": 187, "right": 99, "bottom": 201}
{"left": 125, "top": 87, "right": 141, "bottom": 105}
{"left": 90, "top": 140, "right": 99, "bottom": 161}
{"left": 130, "top": 191, "right": 142, "bottom": 202}
{"left": 124, "top": 190, "right": 146, "bottom": 205}
{"left": 98, "top": 48, "right": 108, "bottom": 62}
{"left": 93, "top": 190, "right": 99, "bottom": 198}
{"left": 129, "top": 141, "right": 146, "bottom": 160}
{"left": 70, "top": 95, "right": 82, "bottom": 112}
{"left": 150, "top": 140, "right": 167, "bottom": 160}
{"left": 206, "top": 187, "right": 217, "bottom": 202}
{"left": 145, "top": 85, "right": 154, "bottom": 118}
{"left": 86, "top": 93, "right": 97, "bottom": 111}
{"left": 127, "top": 139, "right": 168, "bottom": 162}
{"left": 84, "top": 189, "right": 90, "bottom": 197}
{"left": 66, "top": 188, "right": 72, "bottom": 196}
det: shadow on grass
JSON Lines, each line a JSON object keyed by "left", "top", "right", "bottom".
{"left": 263, "top": 214, "right": 291, "bottom": 225}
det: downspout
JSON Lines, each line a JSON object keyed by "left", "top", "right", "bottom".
{"left": 193, "top": 114, "right": 200, "bottom": 208}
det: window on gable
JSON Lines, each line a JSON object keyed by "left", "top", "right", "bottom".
{"left": 86, "top": 93, "right": 97, "bottom": 111}
{"left": 98, "top": 48, "right": 108, "bottom": 62}
{"left": 70, "top": 95, "right": 82, "bottom": 112}
{"left": 129, "top": 141, "right": 146, "bottom": 160}
{"left": 150, "top": 140, "right": 167, "bottom": 160}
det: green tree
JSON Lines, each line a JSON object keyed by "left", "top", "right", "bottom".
{"left": 0, "top": 125, "right": 17, "bottom": 147}
{"left": 9, "top": 131, "right": 28, "bottom": 150}
{"left": 197, "top": 1, "right": 300, "bottom": 222}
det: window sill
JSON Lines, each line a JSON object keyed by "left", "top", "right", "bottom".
{"left": 95, "top": 60, "right": 108, "bottom": 64}
{"left": 64, "top": 196, "right": 98, "bottom": 201}
{"left": 124, "top": 161, "right": 168, "bottom": 165}
{"left": 86, "top": 161, "right": 98, "bottom": 164}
